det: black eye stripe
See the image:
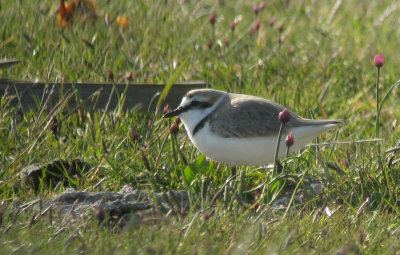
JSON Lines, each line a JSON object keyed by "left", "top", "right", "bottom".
{"left": 191, "top": 101, "right": 212, "bottom": 109}
{"left": 179, "top": 101, "right": 212, "bottom": 113}
{"left": 190, "top": 101, "right": 200, "bottom": 106}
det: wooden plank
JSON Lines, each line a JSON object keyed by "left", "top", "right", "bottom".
{"left": 0, "top": 59, "right": 21, "bottom": 69}
{"left": 0, "top": 81, "right": 206, "bottom": 112}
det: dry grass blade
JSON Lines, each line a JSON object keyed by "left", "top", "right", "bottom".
{"left": 308, "top": 138, "right": 383, "bottom": 147}
{"left": 385, "top": 146, "right": 400, "bottom": 153}
{"left": 81, "top": 38, "right": 95, "bottom": 50}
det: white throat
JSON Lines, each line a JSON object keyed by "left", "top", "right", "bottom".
{"left": 179, "top": 93, "right": 228, "bottom": 139}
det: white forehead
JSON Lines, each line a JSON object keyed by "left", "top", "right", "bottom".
{"left": 179, "top": 96, "right": 191, "bottom": 106}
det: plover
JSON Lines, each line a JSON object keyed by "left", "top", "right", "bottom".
{"left": 164, "top": 89, "right": 342, "bottom": 175}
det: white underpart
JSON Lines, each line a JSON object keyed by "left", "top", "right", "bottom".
{"left": 189, "top": 123, "right": 336, "bottom": 166}
{"left": 184, "top": 124, "right": 337, "bottom": 167}
{"left": 178, "top": 94, "right": 336, "bottom": 166}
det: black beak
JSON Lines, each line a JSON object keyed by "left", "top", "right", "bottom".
{"left": 163, "top": 107, "right": 182, "bottom": 118}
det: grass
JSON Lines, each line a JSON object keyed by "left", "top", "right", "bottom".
{"left": 1, "top": 0, "right": 400, "bottom": 253}
{"left": 1, "top": 205, "right": 400, "bottom": 254}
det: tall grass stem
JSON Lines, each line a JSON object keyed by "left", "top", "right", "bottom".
{"left": 273, "top": 123, "right": 284, "bottom": 175}
{"left": 375, "top": 68, "right": 380, "bottom": 138}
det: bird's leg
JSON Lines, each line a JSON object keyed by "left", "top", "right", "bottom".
{"left": 231, "top": 165, "right": 236, "bottom": 178}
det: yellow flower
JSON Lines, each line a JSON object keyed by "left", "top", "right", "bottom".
{"left": 117, "top": 15, "right": 130, "bottom": 29}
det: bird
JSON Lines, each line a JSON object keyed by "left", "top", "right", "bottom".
{"left": 164, "top": 89, "right": 343, "bottom": 176}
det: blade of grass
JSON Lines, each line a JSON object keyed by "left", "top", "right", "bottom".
{"left": 155, "top": 59, "right": 188, "bottom": 115}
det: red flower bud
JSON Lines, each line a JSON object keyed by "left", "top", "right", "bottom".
{"left": 230, "top": 22, "right": 236, "bottom": 32}
{"left": 278, "top": 24, "right": 284, "bottom": 32}
{"left": 374, "top": 54, "right": 385, "bottom": 68}
{"left": 175, "top": 117, "right": 181, "bottom": 124}
{"left": 204, "top": 210, "right": 215, "bottom": 220}
{"left": 95, "top": 207, "right": 105, "bottom": 222}
{"left": 129, "top": 128, "right": 138, "bottom": 141}
{"left": 207, "top": 40, "right": 213, "bottom": 49}
{"left": 180, "top": 209, "right": 187, "bottom": 217}
{"left": 170, "top": 122, "right": 179, "bottom": 134}
{"left": 162, "top": 105, "right": 170, "bottom": 115}
{"left": 223, "top": 39, "right": 229, "bottom": 47}
{"left": 253, "top": 4, "right": 259, "bottom": 15}
{"left": 209, "top": 14, "right": 216, "bottom": 25}
{"left": 108, "top": 70, "right": 114, "bottom": 80}
{"left": 269, "top": 17, "right": 276, "bottom": 27}
{"left": 126, "top": 71, "right": 133, "bottom": 80}
{"left": 285, "top": 133, "right": 294, "bottom": 147}
{"left": 260, "top": 1, "right": 266, "bottom": 10}
{"left": 249, "top": 27, "right": 255, "bottom": 36}
{"left": 278, "top": 108, "right": 291, "bottom": 123}
{"left": 255, "top": 19, "right": 261, "bottom": 31}
{"left": 340, "top": 158, "right": 350, "bottom": 168}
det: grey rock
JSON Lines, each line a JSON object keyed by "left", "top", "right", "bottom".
{"left": 37, "top": 186, "right": 190, "bottom": 221}
{"left": 310, "top": 182, "right": 323, "bottom": 195}
{"left": 271, "top": 195, "right": 303, "bottom": 211}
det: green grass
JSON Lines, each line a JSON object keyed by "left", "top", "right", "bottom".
{"left": 1, "top": 0, "right": 400, "bottom": 253}
{"left": 1, "top": 206, "right": 400, "bottom": 254}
